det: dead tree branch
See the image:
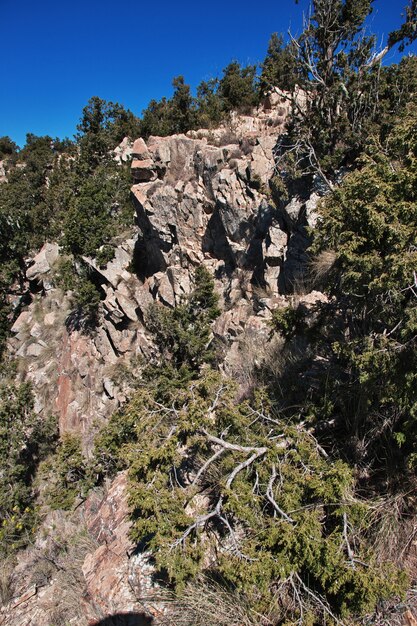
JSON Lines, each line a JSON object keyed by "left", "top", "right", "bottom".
{"left": 171, "top": 497, "right": 223, "bottom": 549}
{"left": 266, "top": 464, "right": 295, "bottom": 524}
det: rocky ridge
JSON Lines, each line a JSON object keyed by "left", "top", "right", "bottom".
{"left": 2, "top": 89, "right": 324, "bottom": 624}
{"left": 7, "top": 89, "right": 321, "bottom": 453}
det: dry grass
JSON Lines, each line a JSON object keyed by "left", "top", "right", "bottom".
{"left": 368, "top": 489, "right": 417, "bottom": 571}
{"left": 262, "top": 333, "right": 287, "bottom": 381}
{"left": 157, "top": 576, "right": 335, "bottom": 626}
{"left": 289, "top": 272, "right": 314, "bottom": 296}
{"left": 158, "top": 579, "right": 265, "bottom": 626}
{"left": 251, "top": 284, "right": 272, "bottom": 301}
{"left": 226, "top": 328, "right": 284, "bottom": 399}
{"left": 309, "top": 249, "right": 337, "bottom": 286}
{"left": 216, "top": 130, "right": 240, "bottom": 147}
{"left": 0, "top": 557, "right": 16, "bottom": 606}
{"left": 48, "top": 526, "right": 98, "bottom": 624}
{"left": 46, "top": 606, "right": 71, "bottom": 626}
{"left": 16, "top": 510, "right": 99, "bottom": 624}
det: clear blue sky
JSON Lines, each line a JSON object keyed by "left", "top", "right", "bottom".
{"left": 1, "top": 0, "right": 415, "bottom": 147}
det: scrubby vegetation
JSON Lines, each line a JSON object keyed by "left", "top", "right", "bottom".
{"left": 0, "top": 0, "right": 416, "bottom": 623}
{"left": 0, "top": 378, "right": 57, "bottom": 556}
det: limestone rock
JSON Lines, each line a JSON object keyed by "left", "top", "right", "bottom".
{"left": 84, "top": 240, "right": 135, "bottom": 289}
{"left": 26, "top": 342, "right": 45, "bottom": 357}
{"left": 283, "top": 196, "right": 304, "bottom": 226}
{"left": 10, "top": 310, "right": 31, "bottom": 334}
{"left": 305, "top": 192, "right": 320, "bottom": 228}
{"left": 264, "top": 224, "right": 287, "bottom": 266}
{"left": 115, "top": 288, "right": 138, "bottom": 322}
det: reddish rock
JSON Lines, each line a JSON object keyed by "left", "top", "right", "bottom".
{"left": 82, "top": 473, "right": 161, "bottom": 624}
{"left": 131, "top": 158, "right": 157, "bottom": 182}
{"left": 132, "top": 137, "right": 150, "bottom": 159}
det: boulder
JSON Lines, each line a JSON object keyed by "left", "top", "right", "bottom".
{"left": 10, "top": 310, "right": 31, "bottom": 334}
{"left": 26, "top": 243, "right": 60, "bottom": 282}
{"left": 132, "top": 137, "right": 150, "bottom": 159}
{"left": 114, "top": 137, "right": 133, "bottom": 163}
{"left": 131, "top": 158, "right": 157, "bottom": 182}
{"left": 264, "top": 225, "right": 287, "bottom": 266}
{"left": 306, "top": 192, "right": 320, "bottom": 228}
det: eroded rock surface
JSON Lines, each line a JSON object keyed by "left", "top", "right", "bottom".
{"left": 0, "top": 474, "right": 160, "bottom": 626}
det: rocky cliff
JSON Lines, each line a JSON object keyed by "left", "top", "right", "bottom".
{"left": 1, "top": 90, "right": 324, "bottom": 625}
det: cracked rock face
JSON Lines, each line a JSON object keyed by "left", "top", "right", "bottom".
{"left": 7, "top": 91, "right": 323, "bottom": 453}
{"left": 131, "top": 90, "right": 320, "bottom": 303}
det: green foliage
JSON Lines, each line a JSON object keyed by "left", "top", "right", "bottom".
{"left": 0, "top": 136, "right": 19, "bottom": 159}
{"left": 268, "top": 108, "right": 417, "bottom": 483}
{"left": 139, "top": 76, "right": 197, "bottom": 139}
{"left": 314, "top": 122, "right": 417, "bottom": 312}
{"left": 286, "top": 0, "right": 376, "bottom": 174}
{"left": 0, "top": 381, "right": 57, "bottom": 555}
{"left": 0, "top": 298, "right": 11, "bottom": 360}
{"left": 195, "top": 78, "right": 223, "bottom": 128}
{"left": 76, "top": 96, "right": 140, "bottom": 172}
{"left": 95, "top": 244, "right": 115, "bottom": 267}
{"left": 53, "top": 258, "right": 101, "bottom": 330}
{"left": 42, "top": 433, "right": 89, "bottom": 510}
{"left": 0, "top": 134, "right": 57, "bottom": 259}
{"left": 53, "top": 257, "right": 78, "bottom": 292}
{"left": 170, "top": 76, "right": 196, "bottom": 134}
{"left": 259, "top": 33, "right": 301, "bottom": 94}
{"left": 93, "top": 402, "right": 138, "bottom": 477}
{"left": 62, "top": 168, "right": 115, "bottom": 256}
{"left": 388, "top": 0, "right": 417, "bottom": 51}
{"left": 139, "top": 97, "right": 172, "bottom": 138}
{"left": 96, "top": 371, "right": 406, "bottom": 622}
{"left": 93, "top": 266, "right": 221, "bottom": 474}
{"left": 278, "top": 1, "right": 417, "bottom": 180}
{"left": 218, "top": 61, "right": 258, "bottom": 113}
{"left": 145, "top": 265, "right": 220, "bottom": 375}
{"left": 310, "top": 109, "right": 416, "bottom": 462}
{"left": 0, "top": 133, "right": 78, "bottom": 356}
{"left": 139, "top": 61, "right": 258, "bottom": 138}
{"left": 73, "top": 275, "right": 101, "bottom": 323}
{"left": 270, "top": 305, "right": 306, "bottom": 339}
{"left": 61, "top": 157, "right": 132, "bottom": 260}
{"left": 370, "top": 55, "right": 417, "bottom": 143}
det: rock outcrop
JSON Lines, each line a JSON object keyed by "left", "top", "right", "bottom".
{"left": 2, "top": 90, "right": 325, "bottom": 625}
{"left": 0, "top": 474, "right": 159, "bottom": 626}
{"left": 7, "top": 90, "right": 322, "bottom": 451}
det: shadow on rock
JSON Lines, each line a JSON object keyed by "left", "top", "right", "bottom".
{"left": 92, "top": 613, "right": 154, "bottom": 626}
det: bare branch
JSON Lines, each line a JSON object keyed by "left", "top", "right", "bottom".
{"left": 202, "top": 430, "right": 268, "bottom": 456}
{"left": 363, "top": 45, "right": 389, "bottom": 69}
{"left": 218, "top": 513, "right": 257, "bottom": 562}
{"left": 266, "top": 464, "right": 295, "bottom": 524}
{"left": 208, "top": 385, "right": 227, "bottom": 413}
{"left": 225, "top": 449, "right": 267, "bottom": 489}
{"left": 342, "top": 512, "right": 355, "bottom": 568}
{"left": 294, "top": 572, "right": 345, "bottom": 625}
{"left": 191, "top": 448, "right": 225, "bottom": 487}
{"left": 171, "top": 497, "right": 223, "bottom": 549}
